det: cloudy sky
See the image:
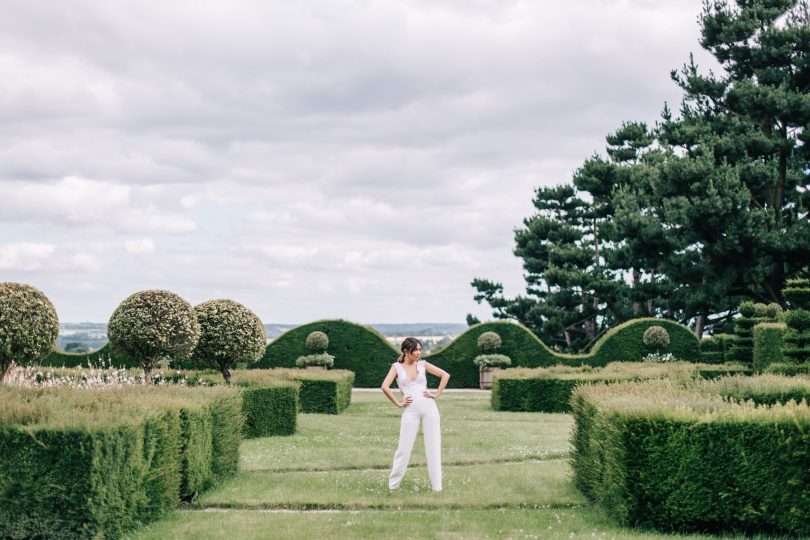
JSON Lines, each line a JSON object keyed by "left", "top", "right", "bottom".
{"left": 0, "top": 0, "right": 716, "bottom": 324}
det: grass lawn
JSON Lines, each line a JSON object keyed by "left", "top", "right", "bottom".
{"left": 127, "top": 391, "right": 789, "bottom": 539}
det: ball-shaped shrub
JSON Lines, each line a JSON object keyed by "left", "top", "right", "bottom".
{"left": 306, "top": 331, "right": 329, "bottom": 353}
{"left": 762, "top": 303, "right": 783, "bottom": 320}
{"left": 192, "top": 299, "right": 267, "bottom": 384}
{"left": 643, "top": 326, "right": 670, "bottom": 351}
{"left": 477, "top": 331, "right": 502, "bottom": 352}
{"left": 0, "top": 282, "right": 59, "bottom": 381}
{"left": 738, "top": 301, "right": 757, "bottom": 318}
{"left": 108, "top": 290, "right": 200, "bottom": 382}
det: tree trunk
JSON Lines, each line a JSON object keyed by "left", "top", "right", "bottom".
{"left": 142, "top": 362, "right": 153, "bottom": 385}
{"left": 0, "top": 362, "right": 9, "bottom": 383}
{"left": 222, "top": 367, "right": 232, "bottom": 385}
{"left": 694, "top": 313, "right": 705, "bottom": 338}
{"left": 632, "top": 267, "right": 641, "bottom": 315}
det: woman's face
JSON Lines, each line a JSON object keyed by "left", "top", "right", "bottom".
{"left": 405, "top": 344, "right": 422, "bottom": 361}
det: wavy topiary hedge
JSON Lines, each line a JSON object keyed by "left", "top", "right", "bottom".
{"left": 425, "top": 319, "right": 700, "bottom": 388}
{"left": 251, "top": 319, "right": 398, "bottom": 388}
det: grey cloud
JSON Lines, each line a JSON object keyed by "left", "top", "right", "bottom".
{"left": 0, "top": 0, "right": 713, "bottom": 322}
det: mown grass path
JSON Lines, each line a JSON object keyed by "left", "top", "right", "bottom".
{"left": 128, "top": 391, "right": 778, "bottom": 539}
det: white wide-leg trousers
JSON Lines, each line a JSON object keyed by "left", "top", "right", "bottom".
{"left": 388, "top": 395, "right": 442, "bottom": 491}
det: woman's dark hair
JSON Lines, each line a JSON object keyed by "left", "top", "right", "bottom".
{"left": 397, "top": 337, "right": 422, "bottom": 363}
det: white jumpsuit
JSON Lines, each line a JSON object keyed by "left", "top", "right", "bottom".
{"left": 388, "top": 360, "right": 442, "bottom": 492}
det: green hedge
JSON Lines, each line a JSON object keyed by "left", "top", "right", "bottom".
{"left": 765, "top": 362, "right": 810, "bottom": 376}
{"left": 570, "top": 376, "right": 810, "bottom": 536}
{"left": 239, "top": 369, "right": 354, "bottom": 414}
{"left": 426, "top": 319, "right": 700, "bottom": 388}
{"left": 698, "top": 334, "right": 735, "bottom": 364}
{"left": 173, "top": 371, "right": 300, "bottom": 438}
{"left": 492, "top": 362, "right": 750, "bottom": 413}
{"left": 783, "top": 279, "right": 810, "bottom": 364}
{"left": 0, "top": 385, "right": 241, "bottom": 539}
{"left": 238, "top": 382, "right": 298, "bottom": 438}
{"left": 752, "top": 322, "right": 786, "bottom": 373}
{"left": 252, "top": 319, "right": 396, "bottom": 387}
{"left": 25, "top": 367, "right": 301, "bottom": 439}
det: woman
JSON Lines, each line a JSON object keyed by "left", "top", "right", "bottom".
{"left": 380, "top": 337, "right": 450, "bottom": 492}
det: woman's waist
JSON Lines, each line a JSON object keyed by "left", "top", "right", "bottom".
{"left": 401, "top": 385, "right": 428, "bottom": 396}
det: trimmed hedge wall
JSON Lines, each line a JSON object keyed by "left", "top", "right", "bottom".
{"left": 0, "top": 385, "right": 241, "bottom": 538}
{"left": 752, "top": 322, "right": 786, "bottom": 373}
{"left": 492, "top": 362, "right": 750, "bottom": 413}
{"left": 236, "top": 369, "right": 354, "bottom": 415}
{"left": 238, "top": 382, "right": 298, "bottom": 437}
{"left": 765, "top": 362, "right": 810, "bottom": 376}
{"left": 28, "top": 367, "right": 301, "bottom": 439}
{"left": 570, "top": 376, "right": 810, "bottom": 536}
{"left": 169, "top": 370, "right": 301, "bottom": 437}
{"left": 425, "top": 319, "right": 700, "bottom": 388}
{"left": 698, "top": 334, "right": 735, "bottom": 364}
{"left": 252, "top": 319, "right": 397, "bottom": 388}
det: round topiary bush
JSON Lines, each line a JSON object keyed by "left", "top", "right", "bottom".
{"left": 643, "top": 326, "right": 670, "bottom": 352}
{"left": 306, "top": 331, "right": 329, "bottom": 353}
{"left": 191, "top": 299, "right": 267, "bottom": 384}
{"left": 762, "top": 303, "right": 784, "bottom": 319}
{"left": 108, "top": 290, "right": 200, "bottom": 383}
{"left": 0, "top": 282, "right": 59, "bottom": 381}
{"left": 738, "top": 301, "right": 757, "bottom": 318}
{"left": 478, "top": 331, "right": 502, "bottom": 352}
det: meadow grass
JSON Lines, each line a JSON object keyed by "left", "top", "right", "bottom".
{"left": 127, "top": 391, "right": 791, "bottom": 539}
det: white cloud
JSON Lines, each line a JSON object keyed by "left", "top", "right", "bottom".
{"left": 0, "top": 0, "right": 718, "bottom": 322}
{"left": 124, "top": 239, "right": 155, "bottom": 254}
{"left": 0, "top": 177, "right": 197, "bottom": 234}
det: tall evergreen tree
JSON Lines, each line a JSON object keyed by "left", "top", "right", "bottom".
{"left": 661, "top": 0, "right": 810, "bottom": 314}
{"left": 472, "top": 0, "right": 809, "bottom": 345}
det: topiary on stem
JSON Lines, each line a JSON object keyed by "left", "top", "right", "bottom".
{"left": 0, "top": 282, "right": 59, "bottom": 382}
{"left": 108, "top": 290, "right": 200, "bottom": 383}
{"left": 643, "top": 326, "right": 670, "bottom": 354}
{"left": 474, "top": 331, "right": 510, "bottom": 369}
{"left": 191, "top": 299, "right": 267, "bottom": 384}
{"left": 296, "top": 331, "right": 334, "bottom": 368}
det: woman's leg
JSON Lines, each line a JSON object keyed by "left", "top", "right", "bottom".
{"left": 422, "top": 403, "right": 442, "bottom": 491}
{"left": 389, "top": 406, "right": 419, "bottom": 490}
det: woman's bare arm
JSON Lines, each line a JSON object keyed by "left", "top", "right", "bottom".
{"left": 424, "top": 362, "right": 450, "bottom": 399}
{"left": 381, "top": 365, "right": 412, "bottom": 408}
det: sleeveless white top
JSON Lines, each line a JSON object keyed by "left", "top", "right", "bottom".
{"left": 394, "top": 360, "right": 427, "bottom": 397}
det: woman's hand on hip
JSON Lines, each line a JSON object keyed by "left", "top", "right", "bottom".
{"left": 423, "top": 391, "right": 438, "bottom": 399}
{"left": 399, "top": 396, "right": 413, "bottom": 408}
